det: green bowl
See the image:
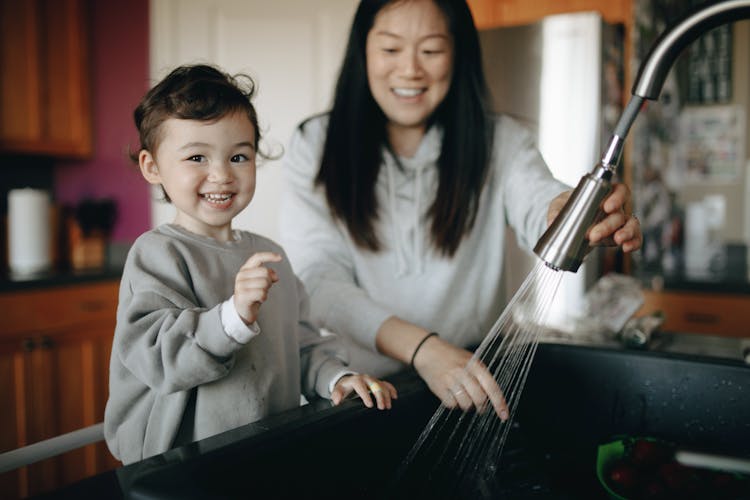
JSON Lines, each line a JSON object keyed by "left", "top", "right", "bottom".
{"left": 596, "top": 438, "right": 629, "bottom": 500}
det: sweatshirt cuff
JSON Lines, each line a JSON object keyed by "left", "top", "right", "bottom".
{"left": 328, "top": 369, "right": 357, "bottom": 394}
{"left": 220, "top": 297, "right": 261, "bottom": 344}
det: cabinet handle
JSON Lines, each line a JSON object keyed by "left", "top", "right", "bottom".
{"left": 39, "top": 336, "right": 54, "bottom": 349}
{"left": 684, "top": 312, "right": 719, "bottom": 324}
{"left": 22, "top": 338, "right": 36, "bottom": 352}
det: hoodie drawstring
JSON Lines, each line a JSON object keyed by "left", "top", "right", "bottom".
{"left": 386, "top": 155, "right": 426, "bottom": 277}
{"left": 413, "top": 166, "right": 424, "bottom": 275}
{"left": 386, "top": 159, "right": 408, "bottom": 277}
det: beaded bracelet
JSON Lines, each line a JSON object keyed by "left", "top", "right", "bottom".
{"left": 410, "top": 332, "right": 439, "bottom": 368}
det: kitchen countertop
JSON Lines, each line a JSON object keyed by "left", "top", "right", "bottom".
{"left": 0, "top": 265, "right": 123, "bottom": 293}
{"left": 34, "top": 332, "right": 750, "bottom": 500}
{"left": 0, "top": 243, "right": 128, "bottom": 293}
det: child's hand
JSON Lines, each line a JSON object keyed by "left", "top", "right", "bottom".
{"left": 331, "top": 375, "right": 397, "bottom": 410}
{"left": 234, "top": 252, "right": 282, "bottom": 325}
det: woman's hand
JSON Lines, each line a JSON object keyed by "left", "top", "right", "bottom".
{"left": 412, "top": 335, "right": 509, "bottom": 421}
{"left": 547, "top": 183, "right": 642, "bottom": 253}
{"left": 590, "top": 182, "right": 642, "bottom": 252}
{"left": 331, "top": 374, "right": 397, "bottom": 410}
{"left": 234, "top": 252, "right": 282, "bottom": 325}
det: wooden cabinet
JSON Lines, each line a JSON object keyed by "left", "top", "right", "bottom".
{"left": 0, "top": 281, "right": 120, "bottom": 498}
{"left": 0, "top": 0, "right": 92, "bottom": 157}
{"left": 467, "top": 0, "right": 632, "bottom": 28}
{"left": 637, "top": 289, "right": 750, "bottom": 338}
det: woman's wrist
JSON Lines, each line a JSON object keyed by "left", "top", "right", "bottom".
{"left": 375, "top": 316, "right": 435, "bottom": 365}
{"left": 410, "top": 331, "right": 439, "bottom": 369}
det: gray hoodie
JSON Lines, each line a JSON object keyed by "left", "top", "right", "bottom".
{"left": 280, "top": 115, "right": 568, "bottom": 376}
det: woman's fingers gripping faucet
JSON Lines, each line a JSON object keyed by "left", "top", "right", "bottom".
{"left": 547, "top": 183, "right": 642, "bottom": 253}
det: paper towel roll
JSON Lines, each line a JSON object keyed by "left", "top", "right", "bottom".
{"left": 8, "top": 188, "right": 52, "bottom": 275}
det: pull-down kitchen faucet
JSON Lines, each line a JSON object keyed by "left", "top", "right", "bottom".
{"left": 534, "top": 0, "right": 750, "bottom": 272}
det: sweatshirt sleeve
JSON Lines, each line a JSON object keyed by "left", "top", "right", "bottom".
{"left": 113, "top": 237, "right": 245, "bottom": 395}
{"left": 280, "top": 119, "right": 393, "bottom": 351}
{"left": 498, "top": 118, "right": 571, "bottom": 251}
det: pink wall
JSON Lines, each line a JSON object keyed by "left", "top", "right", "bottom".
{"left": 54, "top": 0, "right": 150, "bottom": 243}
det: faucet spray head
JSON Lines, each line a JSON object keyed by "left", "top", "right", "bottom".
{"left": 533, "top": 134, "right": 623, "bottom": 272}
{"left": 533, "top": 163, "right": 614, "bottom": 272}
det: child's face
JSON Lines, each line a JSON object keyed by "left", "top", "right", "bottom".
{"left": 139, "top": 111, "right": 257, "bottom": 241}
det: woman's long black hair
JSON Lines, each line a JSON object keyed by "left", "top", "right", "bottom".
{"left": 314, "top": 0, "right": 494, "bottom": 256}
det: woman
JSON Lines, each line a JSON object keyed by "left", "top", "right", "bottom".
{"left": 280, "top": 0, "right": 641, "bottom": 416}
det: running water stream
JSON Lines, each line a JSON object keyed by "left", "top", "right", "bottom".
{"left": 389, "top": 260, "right": 565, "bottom": 499}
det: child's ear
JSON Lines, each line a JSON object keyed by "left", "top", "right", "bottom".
{"left": 139, "top": 150, "right": 161, "bottom": 185}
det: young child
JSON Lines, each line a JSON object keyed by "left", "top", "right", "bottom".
{"left": 104, "top": 64, "right": 397, "bottom": 465}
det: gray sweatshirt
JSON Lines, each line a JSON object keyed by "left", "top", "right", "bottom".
{"left": 104, "top": 224, "right": 349, "bottom": 464}
{"left": 280, "top": 114, "right": 569, "bottom": 376}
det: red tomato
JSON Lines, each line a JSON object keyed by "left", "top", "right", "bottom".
{"left": 658, "top": 461, "right": 692, "bottom": 491}
{"left": 609, "top": 460, "right": 638, "bottom": 492}
{"left": 631, "top": 438, "right": 671, "bottom": 467}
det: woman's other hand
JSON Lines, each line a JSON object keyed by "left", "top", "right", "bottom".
{"left": 413, "top": 336, "right": 509, "bottom": 421}
{"left": 331, "top": 374, "right": 397, "bottom": 410}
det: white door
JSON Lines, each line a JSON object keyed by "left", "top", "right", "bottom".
{"left": 149, "top": 0, "right": 358, "bottom": 241}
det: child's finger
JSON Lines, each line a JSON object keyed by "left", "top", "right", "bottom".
{"left": 330, "top": 386, "right": 344, "bottom": 406}
{"left": 383, "top": 381, "right": 398, "bottom": 399}
{"left": 353, "top": 381, "right": 374, "bottom": 408}
{"left": 236, "top": 276, "right": 275, "bottom": 293}
{"left": 367, "top": 380, "right": 389, "bottom": 410}
{"left": 241, "top": 252, "right": 282, "bottom": 269}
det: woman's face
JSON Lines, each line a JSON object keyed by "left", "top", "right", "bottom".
{"left": 366, "top": 0, "right": 454, "bottom": 137}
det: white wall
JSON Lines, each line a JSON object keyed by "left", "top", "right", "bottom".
{"left": 149, "top": 0, "right": 358, "bottom": 240}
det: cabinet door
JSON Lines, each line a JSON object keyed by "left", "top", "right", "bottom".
{"left": 468, "top": 0, "right": 632, "bottom": 28}
{"left": 0, "top": 341, "right": 30, "bottom": 499}
{"left": 0, "top": 0, "right": 92, "bottom": 157}
{"left": 0, "top": 281, "right": 120, "bottom": 498}
{"left": 0, "top": 1, "right": 41, "bottom": 146}
{"left": 25, "top": 331, "right": 116, "bottom": 496}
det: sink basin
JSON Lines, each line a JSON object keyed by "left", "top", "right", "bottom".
{"left": 47, "top": 339, "right": 750, "bottom": 499}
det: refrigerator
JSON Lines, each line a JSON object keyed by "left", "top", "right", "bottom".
{"left": 478, "top": 11, "right": 625, "bottom": 329}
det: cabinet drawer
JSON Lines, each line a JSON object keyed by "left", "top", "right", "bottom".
{"left": 0, "top": 281, "right": 118, "bottom": 339}
{"left": 638, "top": 290, "right": 750, "bottom": 338}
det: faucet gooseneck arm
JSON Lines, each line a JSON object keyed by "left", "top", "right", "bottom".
{"left": 534, "top": 0, "right": 750, "bottom": 272}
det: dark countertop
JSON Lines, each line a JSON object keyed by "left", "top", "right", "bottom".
{"left": 0, "top": 265, "right": 123, "bottom": 293}
{"left": 0, "top": 243, "right": 128, "bottom": 293}
{"left": 34, "top": 333, "right": 750, "bottom": 500}
{"left": 644, "top": 274, "right": 750, "bottom": 295}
